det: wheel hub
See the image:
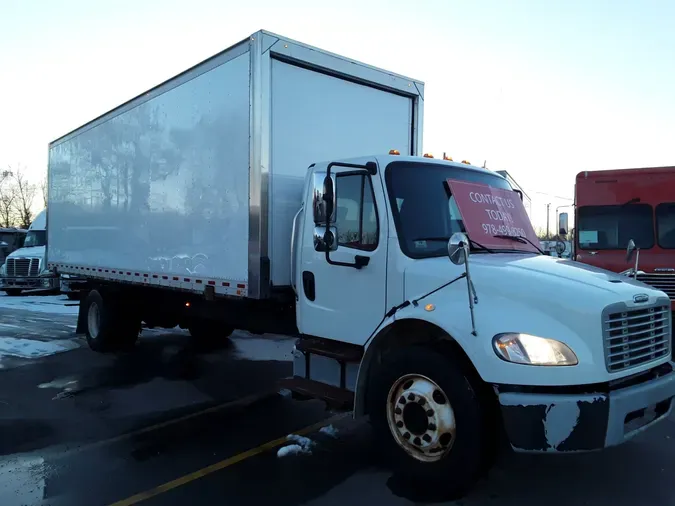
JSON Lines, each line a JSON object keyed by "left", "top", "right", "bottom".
{"left": 386, "top": 373, "right": 456, "bottom": 462}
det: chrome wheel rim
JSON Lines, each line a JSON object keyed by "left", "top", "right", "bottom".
{"left": 386, "top": 373, "right": 456, "bottom": 463}
{"left": 87, "top": 302, "right": 100, "bottom": 339}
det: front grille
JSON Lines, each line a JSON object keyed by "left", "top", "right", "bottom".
{"left": 636, "top": 273, "right": 675, "bottom": 300}
{"left": 6, "top": 258, "right": 39, "bottom": 277}
{"left": 603, "top": 303, "right": 671, "bottom": 373}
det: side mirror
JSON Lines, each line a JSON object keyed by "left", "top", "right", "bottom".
{"left": 448, "top": 232, "right": 470, "bottom": 266}
{"left": 314, "top": 226, "right": 338, "bottom": 252}
{"left": 312, "top": 173, "right": 336, "bottom": 225}
{"left": 558, "top": 212, "right": 569, "bottom": 236}
{"left": 626, "top": 239, "right": 637, "bottom": 262}
{"left": 323, "top": 175, "right": 335, "bottom": 222}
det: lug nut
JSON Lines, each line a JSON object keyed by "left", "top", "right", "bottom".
{"left": 403, "top": 432, "right": 411, "bottom": 440}
{"left": 396, "top": 421, "right": 403, "bottom": 428}
{"left": 428, "top": 423, "right": 437, "bottom": 431}
{"left": 398, "top": 396, "right": 406, "bottom": 405}
{"left": 413, "top": 437, "right": 422, "bottom": 446}
{"left": 407, "top": 393, "right": 416, "bottom": 401}
{"left": 418, "top": 397, "right": 426, "bottom": 405}
{"left": 426, "top": 409, "right": 434, "bottom": 417}
{"left": 395, "top": 407, "right": 402, "bottom": 415}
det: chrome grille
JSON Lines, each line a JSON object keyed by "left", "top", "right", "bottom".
{"left": 6, "top": 258, "right": 39, "bottom": 277}
{"left": 603, "top": 303, "right": 671, "bottom": 373}
{"left": 636, "top": 273, "right": 675, "bottom": 300}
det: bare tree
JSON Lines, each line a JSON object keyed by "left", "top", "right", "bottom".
{"left": 11, "top": 167, "right": 37, "bottom": 229}
{"left": 0, "top": 167, "right": 18, "bottom": 228}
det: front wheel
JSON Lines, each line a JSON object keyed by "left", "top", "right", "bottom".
{"left": 367, "top": 346, "right": 489, "bottom": 499}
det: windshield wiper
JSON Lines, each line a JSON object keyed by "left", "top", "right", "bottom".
{"left": 412, "top": 236, "right": 494, "bottom": 253}
{"left": 493, "top": 234, "right": 545, "bottom": 255}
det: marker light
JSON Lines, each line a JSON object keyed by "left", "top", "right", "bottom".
{"left": 389, "top": 149, "right": 400, "bottom": 155}
{"left": 423, "top": 153, "right": 434, "bottom": 158}
{"left": 461, "top": 160, "right": 471, "bottom": 165}
{"left": 443, "top": 155, "right": 453, "bottom": 161}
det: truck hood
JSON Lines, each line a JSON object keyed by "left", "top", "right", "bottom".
{"left": 404, "top": 253, "right": 654, "bottom": 301}
{"left": 7, "top": 246, "right": 45, "bottom": 260}
{"left": 402, "top": 252, "right": 670, "bottom": 386}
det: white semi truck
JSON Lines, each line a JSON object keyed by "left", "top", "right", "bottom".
{"left": 47, "top": 30, "right": 675, "bottom": 495}
{"left": 0, "top": 209, "right": 59, "bottom": 295}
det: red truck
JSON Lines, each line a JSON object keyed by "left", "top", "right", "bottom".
{"left": 567, "top": 166, "right": 675, "bottom": 309}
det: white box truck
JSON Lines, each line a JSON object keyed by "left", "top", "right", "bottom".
{"left": 48, "top": 30, "right": 675, "bottom": 495}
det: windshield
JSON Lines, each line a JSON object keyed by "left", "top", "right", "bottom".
{"left": 385, "top": 161, "right": 515, "bottom": 258}
{"left": 24, "top": 230, "right": 47, "bottom": 248}
{"left": 577, "top": 204, "right": 653, "bottom": 250}
{"left": 656, "top": 202, "right": 675, "bottom": 249}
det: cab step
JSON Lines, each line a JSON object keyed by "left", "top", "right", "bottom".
{"left": 295, "top": 336, "right": 363, "bottom": 362}
{"left": 278, "top": 377, "right": 354, "bottom": 410}
{"left": 292, "top": 337, "right": 362, "bottom": 395}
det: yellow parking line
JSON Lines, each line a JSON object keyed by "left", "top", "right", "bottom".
{"left": 108, "top": 412, "right": 348, "bottom": 506}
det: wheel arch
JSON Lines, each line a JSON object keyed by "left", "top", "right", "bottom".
{"left": 354, "top": 318, "right": 488, "bottom": 418}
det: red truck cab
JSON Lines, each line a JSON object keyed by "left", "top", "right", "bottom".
{"left": 572, "top": 166, "right": 675, "bottom": 309}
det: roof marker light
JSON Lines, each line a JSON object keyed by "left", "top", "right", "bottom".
{"left": 389, "top": 149, "right": 400, "bottom": 155}
{"left": 461, "top": 160, "right": 471, "bottom": 165}
{"left": 423, "top": 153, "right": 434, "bottom": 158}
{"left": 443, "top": 155, "right": 453, "bottom": 161}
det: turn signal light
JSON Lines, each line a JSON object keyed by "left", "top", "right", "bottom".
{"left": 423, "top": 153, "right": 434, "bottom": 158}
{"left": 389, "top": 149, "right": 400, "bottom": 155}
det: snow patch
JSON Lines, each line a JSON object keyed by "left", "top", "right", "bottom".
{"left": 0, "top": 337, "right": 79, "bottom": 359}
{"left": 0, "top": 294, "right": 79, "bottom": 315}
{"left": 277, "top": 433, "right": 315, "bottom": 458}
{"left": 38, "top": 377, "right": 79, "bottom": 390}
{"left": 319, "top": 425, "right": 339, "bottom": 438}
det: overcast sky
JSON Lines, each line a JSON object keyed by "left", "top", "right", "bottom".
{"left": 1, "top": 0, "right": 673, "bottom": 230}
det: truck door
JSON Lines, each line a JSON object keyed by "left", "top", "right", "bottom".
{"left": 296, "top": 161, "right": 388, "bottom": 345}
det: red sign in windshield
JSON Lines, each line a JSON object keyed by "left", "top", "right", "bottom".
{"left": 447, "top": 179, "right": 540, "bottom": 252}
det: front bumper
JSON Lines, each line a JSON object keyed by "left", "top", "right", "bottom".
{"left": 0, "top": 276, "right": 59, "bottom": 290}
{"left": 498, "top": 363, "right": 675, "bottom": 452}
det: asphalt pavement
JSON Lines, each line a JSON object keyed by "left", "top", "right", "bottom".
{"left": 0, "top": 292, "right": 674, "bottom": 506}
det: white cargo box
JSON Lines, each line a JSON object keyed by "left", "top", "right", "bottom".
{"left": 48, "top": 30, "right": 424, "bottom": 299}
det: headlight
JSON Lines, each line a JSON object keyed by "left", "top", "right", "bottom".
{"left": 493, "top": 333, "right": 578, "bottom": 366}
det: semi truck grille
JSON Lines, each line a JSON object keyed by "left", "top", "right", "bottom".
{"left": 636, "top": 273, "right": 675, "bottom": 300}
{"left": 6, "top": 258, "right": 39, "bottom": 277}
{"left": 603, "top": 304, "right": 671, "bottom": 373}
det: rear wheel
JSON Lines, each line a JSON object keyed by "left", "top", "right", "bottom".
{"left": 188, "top": 320, "right": 234, "bottom": 351}
{"left": 84, "top": 290, "right": 140, "bottom": 352}
{"left": 367, "top": 346, "right": 490, "bottom": 499}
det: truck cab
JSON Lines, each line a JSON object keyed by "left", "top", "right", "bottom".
{"left": 571, "top": 167, "right": 675, "bottom": 310}
{"left": 0, "top": 209, "right": 59, "bottom": 295}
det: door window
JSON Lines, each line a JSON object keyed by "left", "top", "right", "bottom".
{"left": 335, "top": 174, "right": 379, "bottom": 251}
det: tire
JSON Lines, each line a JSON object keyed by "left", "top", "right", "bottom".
{"left": 188, "top": 320, "right": 234, "bottom": 351}
{"left": 3, "top": 289, "right": 21, "bottom": 296}
{"left": 367, "top": 346, "right": 489, "bottom": 499}
{"left": 83, "top": 290, "right": 140, "bottom": 352}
